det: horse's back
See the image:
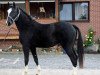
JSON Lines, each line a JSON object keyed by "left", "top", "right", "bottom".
{"left": 31, "top": 21, "right": 76, "bottom": 48}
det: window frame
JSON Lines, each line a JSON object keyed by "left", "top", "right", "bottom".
{"left": 59, "top": 1, "right": 90, "bottom": 22}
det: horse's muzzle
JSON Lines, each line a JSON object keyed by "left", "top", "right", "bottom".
{"left": 6, "top": 21, "right": 12, "bottom": 26}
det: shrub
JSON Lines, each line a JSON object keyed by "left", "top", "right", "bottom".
{"left": 84, "top": 27, "right": 96, "bottom": 47}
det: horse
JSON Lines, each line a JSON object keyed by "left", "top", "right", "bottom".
{"left": 6, "top": 2, "right": 84, "bottom": 75}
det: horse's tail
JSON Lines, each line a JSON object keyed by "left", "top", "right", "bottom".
{"left": 73, "top": 25, "right": 84, "bottom": 68}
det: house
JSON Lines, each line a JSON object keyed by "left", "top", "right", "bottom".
{"left": 0, "top": 0, "right": 100, "bottom": 49}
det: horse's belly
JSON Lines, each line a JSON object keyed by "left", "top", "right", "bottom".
{"left": 35, "top": 40, "right": 58, "bottom": 48}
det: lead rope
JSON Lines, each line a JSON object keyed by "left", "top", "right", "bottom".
{"left": 0, "top": 22, "right": 18, "bottom": 47}
{"left": 0, "top": 27, "right": 12, "bottom": 46}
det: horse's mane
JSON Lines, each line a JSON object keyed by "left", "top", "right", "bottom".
{"left": 19, "top": 8, "right": 39, "bottom": 24}
{"left": 19, "top": 8, "right": 32, "bottom": 20}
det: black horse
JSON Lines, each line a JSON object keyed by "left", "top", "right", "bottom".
{"left": 6, "top": 2, "right": 84, "bottom": 75}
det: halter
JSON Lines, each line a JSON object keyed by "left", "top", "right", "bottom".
{"left": 7, "top": 8, "right": 20, "bottom": 23}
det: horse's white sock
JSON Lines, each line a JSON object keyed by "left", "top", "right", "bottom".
{"left": 36, "top": 65, "right": 41, "bottom": 75}
{"left": 22, "top": 65, "right": 28, "bottom": 75}
{"left": 72, "top": 67, "right": 77, "bottom": 75}
{"left": 24, "top": 65, "right": 28, "bottom": 73}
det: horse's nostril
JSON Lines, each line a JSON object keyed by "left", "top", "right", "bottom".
{"left": 6, "top": 23, "right": 8, "bottom": 26}
{"left": 6, "top": 22, "right": 8, "bottom": 26}
{"left": 8, "top": 22, "right": 10, "bottom": 26}
{"left": 6, "top": 22, "right": 10, "bottom": 26}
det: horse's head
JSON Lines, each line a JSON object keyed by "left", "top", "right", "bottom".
{"left": 6, "top": 2, "right": 20, "bottom": 26}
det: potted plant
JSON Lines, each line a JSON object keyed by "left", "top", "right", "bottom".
{"left": 84, "top": 27, "right": 99, "bottom": 53}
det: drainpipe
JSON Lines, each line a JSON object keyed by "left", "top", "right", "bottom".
{"left": 25, "top": 0, "right": 30, "bottom": 15}
{"left": 55, "top": 0, "right": 59, "bottom": 22}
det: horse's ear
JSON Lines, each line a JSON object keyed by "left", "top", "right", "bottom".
{"left": 13, "top": 2, "right": 16, "bottom": 8}
{"left": 8, "top": 2, "right": 9, "bottom": 7}
{"left": 8, "top": 2, "right": 9, "bottom": 5}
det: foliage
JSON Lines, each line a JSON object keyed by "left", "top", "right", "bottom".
{"left": 84, "top": 27, "right": 95, "bottom": 47}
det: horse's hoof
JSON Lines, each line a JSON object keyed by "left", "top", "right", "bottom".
{"left": 72, "top": 72, "right": 77, "bottom": 75}
{"left": 22, "top": 70, "right": 28, "bottom": 75}
{"left": 36, "top": 73, "right": 41, "bottom": 75}
{"left": 72, "top": 67, "right": 77, "bottom": 75}
{"left": 22, "top": 72, "right": 28, "bottom": 75}
{"left": 36, "top": 65, "right": 41, "bottom": 75}
{"left": 36, "top": 72, "right": 41, "bottom": 75}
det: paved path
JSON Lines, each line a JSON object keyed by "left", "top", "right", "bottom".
{"left": 0, "top": 52, "right": 100, "bottom": 75}
{"left": 0, "top": 53, "right": 100, "bottom": 69}
{"left": 0, "top": 69, "right": 100, "bottom": 75}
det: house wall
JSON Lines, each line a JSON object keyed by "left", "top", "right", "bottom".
{"left": 0, "top": 39, "right": 20, "bottom": 50}
{"left": 16, "top": 3, "right": 26, "bottom": 11}
{"left": 61, "top": 0, "right": 100, "bottom": 40}
{"left": 0, "top": 0, "right": 100, "bottom": 49}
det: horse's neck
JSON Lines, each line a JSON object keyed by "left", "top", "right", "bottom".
{"left": 15, "top": 10, "right": 37, "bottom": 32}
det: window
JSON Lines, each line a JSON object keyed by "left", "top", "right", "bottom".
{"left": 75, "top": 3, "right": 88, "bottom": 20}
{"left": 60, "top": 4, "right": 72, "bottom": 20}
{"left": 60, "top": 2, "right": 89, "bottom": 21}
{"left": 30, "top": 2, "right": 55, "bottom": 19}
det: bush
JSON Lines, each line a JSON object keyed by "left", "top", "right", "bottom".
{"left": 84, "top": 27, "right": 96, "bottom": 47}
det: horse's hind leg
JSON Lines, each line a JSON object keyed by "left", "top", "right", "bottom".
{"left": 30, "top": 47, "right": 41, "bottom": 75}
{"left": 62, "top": 46, "right": 78, "bottom": 75}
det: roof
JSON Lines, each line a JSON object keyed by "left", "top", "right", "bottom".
{"left": 0, "top": 1, "right": 25, "bottom": 4}
{"left": 0, "top": 0, "right": 55, "bottom": 4}
{"left": 0, "top": 20, "right": 19, "bottom": 39}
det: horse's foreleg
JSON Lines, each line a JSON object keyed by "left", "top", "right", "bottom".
{"left": 22, "top": 46, "right": 29, "bottom": 74}
{"left": 30, "top": 47, "right": 41, "bottom": 75}
{"left": 72, "top": 48, "right": 78, "bottom": 75}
